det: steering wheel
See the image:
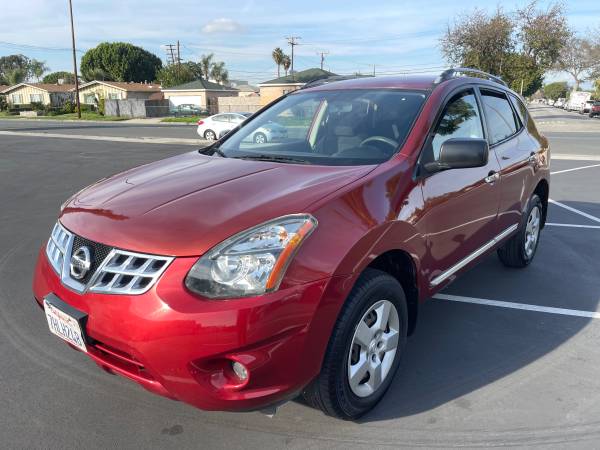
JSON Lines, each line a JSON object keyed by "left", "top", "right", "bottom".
{"left": 359, "top": 136, "right": 398, "bottom": 150}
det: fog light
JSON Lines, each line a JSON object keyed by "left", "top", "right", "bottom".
{"left": 232, "top": 361, "right": 248, "bottom": 381}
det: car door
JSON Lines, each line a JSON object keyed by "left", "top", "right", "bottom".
{"left": 211, "top": 114, "right": 230, "bottom": 135}
{"left": 417, "top": 88, "right": 502, "bottom": 288}
{"left": 479, "top": 88, "right": 534, "bottom": 231}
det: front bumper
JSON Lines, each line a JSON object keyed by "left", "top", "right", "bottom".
{"left": 33, "top": 247, "right": 332, "bottom": 411}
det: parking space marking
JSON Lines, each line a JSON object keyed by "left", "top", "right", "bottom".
{"left": 0, "top": 130, "right": 202, "bottom": 146}
{"left": 549, "top": 199, "right": 600, "bottom": 224}
{"left": 551, "top": 163, "right": 600, "bottom": 175}
{"left": 546, "top": 223, "right": 600, "bottom": 229}
{"left": 434, "top": 294, "right": 600, "bottom": 319}
{"left": 552, "top": 154, "right": 600, "bottom": 161}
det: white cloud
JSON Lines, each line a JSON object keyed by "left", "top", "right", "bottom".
{"left": 201, "top": 18, "right": 244, "bottom": 34}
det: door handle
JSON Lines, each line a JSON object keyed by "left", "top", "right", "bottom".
{"left": 484, "top": 171, "right": 500, "bottom": 184}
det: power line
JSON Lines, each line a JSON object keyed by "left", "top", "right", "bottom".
{"left": 0, "top": 40, "right": 85, "bottom": 53}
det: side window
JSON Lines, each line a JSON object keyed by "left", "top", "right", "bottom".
{"left": 508, "top": 94, "right": 527, "bottom": 129}
{"left": 481, "top": 90, "right": 518, "bottom": 145}
{"left": 213, "top": 114, "right": 228, "bottom": 122}
{"left": 430, "top": 90, "right": 484, "bottom": 161}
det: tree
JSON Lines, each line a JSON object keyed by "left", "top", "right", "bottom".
{"left": 282, "top": 54, "right": 291, "bottom": 76}
{"left": 272, "top": 47, "right": 285, "bottom": 78}
{"left": 6, "top": 68, "right": 27, "bottom": 85}
{"left": 199, "top": 53, "right": 214, "bottom": 80}
{"left": 184, "top": 62, "right": 204, "bottom": 79}
{"left": 80, "top": 42, "right": 162, "bottom": 82}
{"left": 210, "top": 61, "right": 229, "bottom": 84}
{"left": 555, "top": 36, "right": 599, "bottom": 91}
{"left": 440, "top": 2, "right": 569, "bottom": 94}
{"left": 29, "top": 59, "right": 49, "bottom": 81}
{"left": 441, "top": 8, "right": 514, "bottom": 76}
{"left": 157, "top": 64, "right": 195, "bottom": 88}
{"left": 543, "top": 81, "right": 569, "bottom": 100}
{"left": 515, "top": 1, "right": 570, "bottom": 71}
{"left": 43, "top": 71, "right": 76, "bottom": 84}
{"left": 0, "top": 54, "right": 31, "bottom": 84}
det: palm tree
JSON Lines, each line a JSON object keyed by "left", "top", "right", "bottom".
{"left": 282, "top": 55, "right": 291, "bottom": 76}
{"left": 210, "top": 61, "right": 229, "bottom": 85}
{"left": 272, "top": 47, "right": 285, "bottom": 78}
{"left": 200, "top": 53, "right": 214, "bottom": 80}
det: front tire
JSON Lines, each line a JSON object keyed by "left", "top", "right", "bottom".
{"left": 204, "top": 129, "right": 216, "bottom": 141}
{"left": 497, "top": 194, "right": 543, "bottom": 268}
{"left": 254, "top": 132, "right": 267, "bottom": 144}
{"left": 303, "top": 269, "right": 408, "bottom": 420}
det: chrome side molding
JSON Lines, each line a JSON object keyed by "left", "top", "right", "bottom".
{"left": 430, "top": 224, "right": 519, "bottom": 287}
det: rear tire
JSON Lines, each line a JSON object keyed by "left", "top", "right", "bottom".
{"left": 303, "top": 268, "right": 408, "bottom": 420}
{"left": 497, "top": 194, "right": 543, "bottom": 268}
{"left": 204, "top": 130, "right": 216, "bottom": 141}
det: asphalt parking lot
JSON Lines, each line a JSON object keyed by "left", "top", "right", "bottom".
{"left": 1, "top": 107, "right": 600, "bottom": 448}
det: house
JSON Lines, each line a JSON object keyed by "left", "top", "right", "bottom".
{"left": 258, "top": 68, "right": 336, "bottom": 105}
{"left": 76, "top": 80, "right": 162, "bottom": 105}
{"left": 1, "top": 83, "right": 75, "bottom": 106}
{"left": 236, "top": 84, "right": 259, "bottom": 97}
{"left": 161, "top": 79, "right": 238, "bottom": 113}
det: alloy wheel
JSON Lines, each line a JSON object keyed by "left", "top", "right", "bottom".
{"left": 524, "top": 205, "right": 541, "bottom": 258}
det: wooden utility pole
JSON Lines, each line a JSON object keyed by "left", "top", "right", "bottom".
{"left": 285, "top": 36, "right": 301, "bottom": 80}
{"left": 317, "top": 51, "right": 329, "bottom": 70}
{"left": 68, "top": 0, "right": 81, "bottom": 118}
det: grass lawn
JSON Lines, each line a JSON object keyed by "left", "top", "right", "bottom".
{"left": 161, "top": 116, "right": 206, "bottom": 124}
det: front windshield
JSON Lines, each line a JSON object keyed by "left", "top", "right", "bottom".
{"left": 217, "top": 89, "right": 427, "bottom": 166}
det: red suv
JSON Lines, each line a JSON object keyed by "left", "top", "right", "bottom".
{"left": 33, "top": 68, "right": 550, "bottom": 420}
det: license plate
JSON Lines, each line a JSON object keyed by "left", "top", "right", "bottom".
{"left": 44, "top": 297, "right": 87, "bottom": 352}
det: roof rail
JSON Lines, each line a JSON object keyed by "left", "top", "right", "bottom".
{"left": 300, "top": 74, "right": 373, "bottom": 90}
{"left": 435, "top": 67, "right": 508, "bottom": 87}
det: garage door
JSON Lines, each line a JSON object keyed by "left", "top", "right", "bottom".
{"left": 169, "top": 96, "right": 202, "bottom": 107}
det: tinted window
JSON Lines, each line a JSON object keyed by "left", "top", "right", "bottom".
{"left": 217, "top": 89, "right": 427, "bottom": 166}
{"left": 509, "top": 94, "right": 527, "bottom": 128}
{"left": 481, "top": 90, "right": 518, "bottom": 144}
{"left": 430, "top": 90, "right": 484, "bottom": 161}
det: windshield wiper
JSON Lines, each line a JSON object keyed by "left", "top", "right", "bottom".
{"left": 199, "top": 144, "right": 227, "bottom": 158}
{"left": 232, "top": 154, "right": 312, "bottom": 165}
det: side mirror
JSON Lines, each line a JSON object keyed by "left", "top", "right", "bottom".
{"left": 424, "top": 138, "right": 489, "bottom": 173}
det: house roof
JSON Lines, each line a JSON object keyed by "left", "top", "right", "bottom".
{"left": 259, "top": 68, "right": 336, "bottom": 86}
{"left": 1, "top": 82, "right": 75, "bottom": 94}
{"left": 236, "top": 84, "right": 259, "bottom": 92}
{"left": 78, "top": 80, "right": 162, "bottom": 92}
{"left": 161, "top": 79, "right": 237, "bottom": 92}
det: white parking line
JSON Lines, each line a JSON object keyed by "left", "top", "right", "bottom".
{"left": 546, "top": 223, "right": 600, "bottom": 229}
{"left": 551, "top": 163, "right": 600, "bottom": 175}
{"left": 434, "top": 293, "right": 600, "bottom": 319}
{"left": 553, "top": 154, "right": 600, "bottom": 161}
{"left": 0, "top": 130, "right": 203, "bottom": 146}
{"left": 549, "top": 199, "right": 600, "bottom": 224}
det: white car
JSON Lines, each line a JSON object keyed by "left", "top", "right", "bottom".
{"left": 197, "top": 113, "right": 287, "bottom": 143}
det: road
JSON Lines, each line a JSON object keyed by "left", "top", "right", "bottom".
{"left": 1, "top": 107, "right": 600, "bottom": 448}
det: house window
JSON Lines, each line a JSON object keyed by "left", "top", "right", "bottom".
{"left": 108, "top": 92, "right": 120, "bottom": 100}
{"left": 11, "top": 94, "right": 23, "bottom": 104}
{"left": 30, "top": 93, "right": 43, "bottom": 103}
{"left": 84, "top": 94, "right": 96, "bottom": 104}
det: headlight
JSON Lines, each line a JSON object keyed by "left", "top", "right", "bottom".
{"left": 185, "top": 214, "right": 317, "bottom": 299}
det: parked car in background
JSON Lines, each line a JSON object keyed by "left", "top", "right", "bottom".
{"left": 580, "top": 100, "right": 595, "bottom": 115}
{"left": 34, "top": 68, "right": 550, "bottom": 420}
{"left": 590, "top": 101, "right": 600, "bottom": 118}
{"left": 555, "top": 98, "right": 566, "bottom": 108}
{"left": 547, "top": 99, "right": 555, "bottom": 106}
{"left": 170, "top": 104, "right": 208, "bottom": 117}
{"left": 566, "top": 91, "right": 592, "bottom": 112}
{"left": 198, "top": 112, "right": 287, "bottom": 143}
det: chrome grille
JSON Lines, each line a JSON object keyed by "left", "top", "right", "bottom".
{"left": 88, "top": 249, "right": 172, "bottom": 295}
{"left": 46, "top": 222, "right": 72, "bottom": 274}
{"left": 45, "top": 222, "right": 173, "bottom": 295}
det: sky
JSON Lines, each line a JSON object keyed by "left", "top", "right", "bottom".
{"left": 0, "top": 0, "right": 598, "bottom": 85}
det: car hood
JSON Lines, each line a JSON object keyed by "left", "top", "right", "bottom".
{"left": 60, "top": 151, "right": 373, "bottom": 256}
